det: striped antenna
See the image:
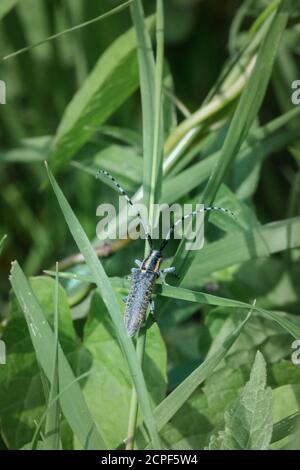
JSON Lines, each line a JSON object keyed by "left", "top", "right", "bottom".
{"left": 160, "top": 206, "right": 235, "bottom": 251}
{"left": 96, "top": 169, "right": 153, "bottom": 248}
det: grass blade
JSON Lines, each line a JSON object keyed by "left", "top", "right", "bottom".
{"left": 2, "top": 0, "right": 134, "bottom": 61}
{"left": 202, "top": 0, "right": 291, "bottom": 204}
{"left": 185, "top": 217, "right": 300, "bottom": 282}
{"left": 45, "top": 164, "right": 161, "bottom": 449}
{"left": 0, "top": 234, "right": 7, "bottom": 254}
{"left": 148, "top": 0, "right": 164, "bottom": 219}
{"left": 9, "top": 261, "right": 106, "bottom": 450}
{"left": 93, "top": 5, "right": 276, "bottom": 246}
{"left": 154, "top": 310, "right": 252, "bottom": 427}
{"left": 126, "top": 0, "right": 165, "bottom": 450}
{"left": 130, "top": 0, "right": 155, "bottom": 211}
{"left": 133, "top": 308, "right": 252, "bottom": 449}
{"left": 43, "top": 263, "right": 60, "bottom": 450}
{"left": 272, "top": 413, "right": 300, "bottom": 444}
{"left": 158, "top": 284, "right": 300, "bottom": 339}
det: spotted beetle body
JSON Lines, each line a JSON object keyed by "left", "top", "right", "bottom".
{"left": 125, "top": 250, "right": 162, "bottom": 336}
{"left": 97, "top": 170, "right": 234, "bottom": 337}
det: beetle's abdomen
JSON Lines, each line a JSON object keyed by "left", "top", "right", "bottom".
{"left": 124, "top": 270, "right": 157, "bottom": 336}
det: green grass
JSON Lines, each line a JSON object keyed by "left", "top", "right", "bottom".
{"left": 1, "top": 0, "right": 300, "bottom": 451}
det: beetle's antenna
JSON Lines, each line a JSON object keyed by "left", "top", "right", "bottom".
{"left": 96, "top": 169, "right": 153, "bottom": 248}
{"left": 160, "top": 206, "right": 235, "bottom": 251}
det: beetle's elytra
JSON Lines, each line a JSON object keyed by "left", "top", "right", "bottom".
{"left": 97, "top": 170, "right": 234, "bottom": 337}
{"left": 124, "top": 251, "right": 162, "bottom": 336}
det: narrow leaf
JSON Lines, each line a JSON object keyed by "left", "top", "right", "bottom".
{"left": 0, "top": 234, "right": 7, "bottom": 254}
{"left": 46, "top": 164, "right": 161, "bottom": 449}
{"left": 158, "top": 284, "right": 300, "bottom": 340}
{"left": 141, "top": 309, "right": 252, "bottom": 449}
{"left": 130, "top": 1, "right": 155, "bottom": 211}
{"left": 9, "top": 261, "right": 106, "bottom": 450}
{"left": 43, "top": 263, "right": 60, "bottom": 450}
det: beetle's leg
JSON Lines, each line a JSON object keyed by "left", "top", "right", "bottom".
{"left": 162, "top": 266, "right": 176, "bottom": 274}
{"left": 162, "top": 266, "right": 180, "bottom": 280}
{"left": 131, "top": 267, "right": 139, "bottom": 273}
{"left": 159, "top": 271, "right": 168, "bottom": 285}
{"left": 122, "top": 296, "right": 128, "bottom": 303}
{"left": 159, "top": 267, "right": 178, "bottom": 285}
{"left": 134, "top": 259, "right": 142, "bottom": 268}
{"left": 149, "top": 299, "right": 155, "bottom": 319}
{"left": 144, "top": 300, "right": 156, "bottom": 330}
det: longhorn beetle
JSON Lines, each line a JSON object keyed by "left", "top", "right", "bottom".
{"left": 96, "top": 170, "right": 234, "bottom": 336}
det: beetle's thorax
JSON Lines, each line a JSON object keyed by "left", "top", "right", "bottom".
{"left": 141, "top": 250, "right": 162, "bottom": 273}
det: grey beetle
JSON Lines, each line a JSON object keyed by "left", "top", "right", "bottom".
{"left": 97, "top": 170, "right": 234, "bottom": 336}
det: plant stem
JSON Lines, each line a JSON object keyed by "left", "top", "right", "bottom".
{"left": 56, "top": 238, "right": 130, "bottom": 271}
{"left": 126, "top": 0, "right": 164, "bottom": 450}
{"left": 125, "top": 333, "right": 146, "bottom": 450}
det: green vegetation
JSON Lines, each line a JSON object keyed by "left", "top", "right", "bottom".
{"left": 1, "top": 0, "right": 300, "bottom": 450}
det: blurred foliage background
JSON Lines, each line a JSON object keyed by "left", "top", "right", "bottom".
{"left": 2, "top": 0, "right": 298, "bottom": 293}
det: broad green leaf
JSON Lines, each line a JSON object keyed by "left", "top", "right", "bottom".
{"left": 78, "top": 291, "right": 167, "bottom": 449}
{"left": 207, "top": 352, "right": 273, "bottom": 450}
{"left": 9, "top": 264, "right": 105, "bottom": 449}
{"left": 48, "top": 15, "right": 155, "bottom": 172}
{"left": 46, "top": 165, "right": 161, "bottom": 449}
